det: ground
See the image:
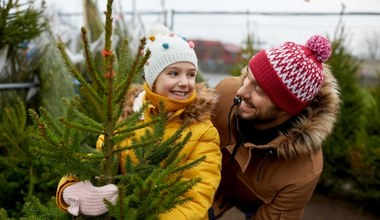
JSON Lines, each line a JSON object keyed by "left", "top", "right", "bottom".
{"left": 219, "top": 192, "right": 379, "bottom": 220}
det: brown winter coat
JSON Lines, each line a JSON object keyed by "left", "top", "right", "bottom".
{"left": 211, "top": 66, "right": 341, "bottom": 220}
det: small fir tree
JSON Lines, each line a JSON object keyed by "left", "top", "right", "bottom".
{"left": 0, "top": 98, "right": 57, "bottom": 219}
{"left": 0, "top": 0, "right": 46, "bottom": 108}
{"left": 22, "top": 0, "right": 204, "bottom": 219}
{"left": 230, "top": 33, "right": 258, "bottom": 76}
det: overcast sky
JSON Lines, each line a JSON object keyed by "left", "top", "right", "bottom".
{"left": 43, "top": 0, "right": 380, "bottom": 58}
{"left": 46, "top": 0, "right": 380, "bottom": 13}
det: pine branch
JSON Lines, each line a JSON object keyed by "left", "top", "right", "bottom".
{"left": 81, "top": 27, "right": 104, "bottom": 91}
{"left": 28, "top": 108, "right": 61, "bottom": 148}
{"left": 59, "top": 101, "right": 104, "bottom": 135}
{"left": 0, "top": 0, "right": 45, "bottom": 48}
{"left": 115, "top": 38, "right": 149, "bottom": 104}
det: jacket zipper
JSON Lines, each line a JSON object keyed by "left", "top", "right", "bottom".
{"left": 256, "top": 149, "right": 274, "bottom": 181}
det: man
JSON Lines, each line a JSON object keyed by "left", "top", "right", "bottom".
{"left": 210, "top": 35, "right": 341, "bottom": 220}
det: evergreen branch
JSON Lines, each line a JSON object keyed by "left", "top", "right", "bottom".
{"left": 0, "top": 0, "right": 45, "bottom": 48}
{"left": 114, "top": 118, "right": 158, "bottom": 136}
{"left": 81, "top": 27, "right": 104, "bottom": 92}
{"left": 60, "top": 100, "right": 104, "bottom": 132}
{"left": 61, "top": 97, "right": 79, "bottom": 142}
{"left": 0, "top": 98, "right": 27, "bottom": 153}
{"left": 113, "top": 138, "right": 161, "bottom": 154}
{"left": 140, "top": 166, "right": 200, "bottom": 214}
{"left": 118, "top": 186, "right": 125, "bottom": 219}
{"left": 57, "top": 42, "right": 102, "bottom": 103}
{"left": 173, "top": 155, "right": 206, "bottom": 175}
{"left": 115, "top": 38, "right": 149, "bottom": 104}
{"left": 115, "top": 39, "right": 129, "bottom": 89}
{"left": 38, "top": 107, "right": 63, "bottom": 137}
{"left": 104, "top": 0, "right": 113, "bottom": 52}
{"left": 59, "top": 119, "right": 103, "bottom": 134}
{"left": 160, "top": 176, "right": 200, "bottom": 201}
{"left": 114, "top": 101, "right": 151, "bottom": 131}
{"left": 162, "top": 132, "right": 192, "bottom": 168}
{"left": 101, "top": 0, "right": 118, "bottom": 183}
{"left": 28, "top": 109, "right": 61, "bottom": 148}
{"left": 80, "top": 151, "right": 106, "bottom": 160}
{"left": 22, "top": 197, "right": 69, "bottom": 220}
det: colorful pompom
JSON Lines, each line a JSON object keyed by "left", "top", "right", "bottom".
{"left": 162, "top": 43, "right": 169, "bottom": 49}
{"left": 306, "top": 35, "right": 332, "bottom": 62}
{"left": 188, "top": 40, "right": 195, "bottom": 49}
{"left": 149, "top": 36, "right": 156, "bottom": 42}
{"left": 169, "top": 32, "right": 175, "bottom": 37}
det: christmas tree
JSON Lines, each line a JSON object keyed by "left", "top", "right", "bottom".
{"left": 0, "top": 0, "right": 45, "bottom": 108}
{"left": 21, "top": 0, "right": 204, "bottom": 219}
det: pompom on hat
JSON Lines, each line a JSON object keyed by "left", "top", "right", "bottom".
{"left": 248, "top": 35, "right": 332, "bottom": 115}
{"left": 143, "top": 23, "right": 198, "bottom": 88}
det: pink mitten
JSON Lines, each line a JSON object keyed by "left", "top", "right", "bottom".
{"left": 62, "top": 181, "right": 118, "bottom": 216}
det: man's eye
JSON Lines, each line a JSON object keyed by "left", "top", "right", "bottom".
{"left": 255, "top": 85, "right": 265, "bottom": 96}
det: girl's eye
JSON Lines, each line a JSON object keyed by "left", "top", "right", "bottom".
{"left": 168, "top": 71, "right": 178, "bottom": 76}
{"left": 188, "top": 72, "right": 196, "bottom": 77}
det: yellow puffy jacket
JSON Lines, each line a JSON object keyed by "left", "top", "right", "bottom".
{"left": 56, "top": 83, "right": 221, "bottom": 220}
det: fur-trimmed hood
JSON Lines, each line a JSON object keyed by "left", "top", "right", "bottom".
{"left": 254, "top": 64, "right": 341, "bottom": 159}
{"left": 120, "top": 83, "right": 219, "bottom": 123}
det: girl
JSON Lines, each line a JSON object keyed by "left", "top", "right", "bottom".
{"left": 56, "top": 24, "right": 221, "bottom": 220}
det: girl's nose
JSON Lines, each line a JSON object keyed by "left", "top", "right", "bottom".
{"left": 177, "top": 76, "right": 188, "bottom": 86}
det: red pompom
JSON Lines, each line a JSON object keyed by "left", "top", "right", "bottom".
{"left": 306, "top": 35, "right": 331, "bottom": 62}
{"left": 101, "top": 49, "right": 113, "bottom": 57}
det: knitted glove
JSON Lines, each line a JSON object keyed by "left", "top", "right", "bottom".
{"left": 62, "top": 181, "right": 118, "bottom": 216}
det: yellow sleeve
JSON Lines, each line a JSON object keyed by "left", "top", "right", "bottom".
{"left": 160, "top": 123, "right": 222, "bottom": 220}
{"left": 96, "top": 134, "right": 105, "bottom": 150}
{"left": 56, "top": 175, "right": 79, "bottom": 213}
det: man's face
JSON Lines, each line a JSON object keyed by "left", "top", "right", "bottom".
{"left": 236, "top": 67, "right": 283, "bottom": 128}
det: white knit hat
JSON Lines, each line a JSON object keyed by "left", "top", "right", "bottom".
{"left": 143, "top": 24, "right": 198, "bottom": 88}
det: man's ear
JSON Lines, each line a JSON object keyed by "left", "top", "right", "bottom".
{"left": 278, "top": 110, "right": 292, "bottom": 122}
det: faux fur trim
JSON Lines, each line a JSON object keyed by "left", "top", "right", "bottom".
{"left": 120, "top": 83, "right": 219, "bottom": 123}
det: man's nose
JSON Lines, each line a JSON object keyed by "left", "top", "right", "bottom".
{"left": 237, "top": 84, "right": 249, "bottom": 98}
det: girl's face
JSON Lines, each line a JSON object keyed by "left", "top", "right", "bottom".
{"left": 153, "top": 62, "right": 197, "bottom": 100}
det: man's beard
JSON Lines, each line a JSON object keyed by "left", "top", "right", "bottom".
{"left": 237, "top": 106, "right": 280, "bottom": 126}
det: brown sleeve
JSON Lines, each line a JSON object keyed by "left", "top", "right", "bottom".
{"left": 211, "top": 77, "right": 242, "bottom": 148}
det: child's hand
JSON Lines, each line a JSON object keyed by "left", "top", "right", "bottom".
{"left": 63, "top": 181, "right": 118, "bottom": 216}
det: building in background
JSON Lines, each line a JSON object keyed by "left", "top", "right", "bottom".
{"left": 191, "top": 39, "right": 242, "bottom": 73}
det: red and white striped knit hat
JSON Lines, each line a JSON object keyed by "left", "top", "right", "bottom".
{"left": 248, "top": 35, "right": 332, "bottom": 115}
